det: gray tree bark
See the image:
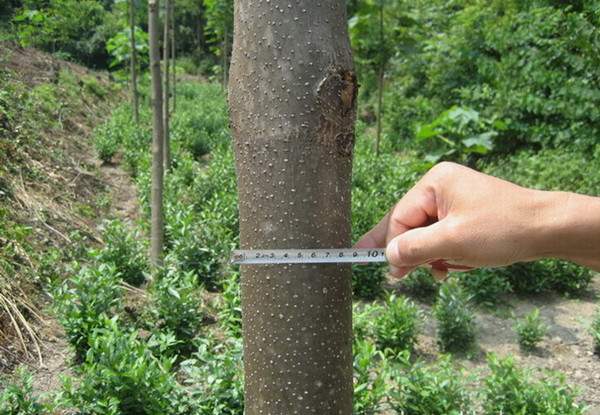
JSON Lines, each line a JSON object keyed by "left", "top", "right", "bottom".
{"left": 148, "top": 0, "right": 164, "bottom": 268}
{"left": 129, "top": 0, "right": 139, "bottom": 124}
{"left": 162, "top": 0, "right": 171, "bottom": 170}
{"left": 229, "top": 2, "right": 358, "bottom": 414}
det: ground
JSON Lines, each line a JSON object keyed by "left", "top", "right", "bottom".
{"left": 391, "top": 275, "right": 600, "bottom": 412}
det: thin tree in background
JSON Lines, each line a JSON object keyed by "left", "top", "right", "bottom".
{"left": 170, "top": 0, "right": 176, "bottom": 113}
{"left": 162, "top": 0, "right": 171, "bottom": 170}
{"left": 229, "top": 0, "right": 357, "bottom": 413}
{"left": 375, "top": 0, "right": 385, "bottom": 156}
{"left": 129, "top": 0, "right": 139, "bottom": 124}
{"left": 148, "top": 0, "right": 164, "bottom": 269}
{"left": 222, "top": 21, "right": 228, "bottom": 89}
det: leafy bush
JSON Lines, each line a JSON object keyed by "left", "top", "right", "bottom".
{"left": 384, "top": 2, "right": 600, "bottom": 152}
{"left": 0, "top": 367, "right": 47, "bottom": 414}
{"left": 14, "top": 0, "right": 116, "bottom": 68}
{"left": 62, "top": 317, "right": 193, "bottom": 415}
{"left": 92, "top": 219, "right": 148, "bottom": 286}
{"left": 217, "top": 271, "right": 242, "bottom": 337}
{"left": 415, "top": 106, "right": 505, "bottom": 164}
{"left": 353, "top": 338, "right": 390, "bottom": 414}
{"left": 147, "top": 269, "right": 204, "bottom": 355}
{"left": 180, "top": 337, "right": 244, "bottom": 415}
{"left": 514, "top": 308, "right": 547, "bottom": 351}
{"left": 390, "top": 355, "right": 474, "bottom": 415}
{"left": 373, "top": 293, "right": 421, "bottom": 353}
{"left": 401, "top": 268, "right": 440, "bottom": 301}
{"left": 94, "top": 122, "right": 120, "bottom": 164}
{"left": 502, "top": 260, "right": 593, "bottom": 297}
{"left": 53, "top": 263, "right": 122, "bottom": 361}
{"left": 164, "top": 206, "right": 222, "bottom": 290}
{"left": 434, "top": 282, "right": 476, "bottom": 353}
{"left": 483, "top": 354, "right": 584, "bottom": 415}
{"left": 484, "top": 146, "right": 600, "bottom": 196}
{"left": 455, "top": 268, "right": 512, "bottom": 307}
{"left": 591, "top": 308, "right": 600, "bottom": 356}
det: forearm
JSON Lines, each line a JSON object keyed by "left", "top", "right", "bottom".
{"left": 535, "top": 191, "right": 600, "bottom": 271}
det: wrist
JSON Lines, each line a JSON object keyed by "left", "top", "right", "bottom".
{"left": 532, "top": 190, "right": 600, "bottom": 265}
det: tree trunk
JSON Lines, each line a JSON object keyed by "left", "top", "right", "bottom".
{"left": 229, "top": 2, "right": 357, "bottom": 414}
{"left": 149, "top": 0, "right": 164, "bottom": 269}
{"left": 170, "top": 0, "right": 176, "bottom": 113}
{"left": 222, "top": 23, "right": 228, "bottom": 89}
{"left": 162, "top": 0, "right": 171, "bottom": 171}
{"left": 129, "top": 0, "right": 139, "bottom": 124}
{"left": 376, "top": 0, "right": 384, "bottom": 156}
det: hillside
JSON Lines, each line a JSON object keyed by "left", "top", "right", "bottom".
{"left": 0, "top": 41, "right": 129, "bottom": 371}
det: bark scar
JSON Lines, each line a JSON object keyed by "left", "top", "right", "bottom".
{"left": 316, "top": 66, "right": 358, "bottom": 157}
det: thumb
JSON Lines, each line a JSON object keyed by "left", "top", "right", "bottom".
{"left": 385, "top": 221, "right": 456, "bottom": 268}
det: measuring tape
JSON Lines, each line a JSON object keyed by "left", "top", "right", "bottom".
{"left": 231, "top": 248, "right": 387, "bottom": 265}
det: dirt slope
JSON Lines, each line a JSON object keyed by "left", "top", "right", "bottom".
{"left": 0, "top": 41, "right": 135, "bottom": 374}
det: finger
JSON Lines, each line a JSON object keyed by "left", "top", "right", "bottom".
{"left": 384, "top": 186, "right": 438, "bottom": 246}
{"left": 385, "top": 221, "right": 455, "bottom": 268}
{"left": 354, "top": 185, "right": 437, "bottom": 249}
{"left": 354, "top": 211, "right": 391, "bottom": 249}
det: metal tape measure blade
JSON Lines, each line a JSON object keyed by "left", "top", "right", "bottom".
{"left": 231, "top": 249, "right": 387, "bottom": 265}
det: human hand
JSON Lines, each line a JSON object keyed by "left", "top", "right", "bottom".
{"left": 355, "top": 162, "right": 567, "bottom": 279}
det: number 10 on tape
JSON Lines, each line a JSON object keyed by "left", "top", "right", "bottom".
{"left": 231, "top": 249, "right": 387, "bottom": 265}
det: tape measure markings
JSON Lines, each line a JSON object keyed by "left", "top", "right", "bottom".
{"left": 231, "top": 249, "right": 387, "bottom": 265}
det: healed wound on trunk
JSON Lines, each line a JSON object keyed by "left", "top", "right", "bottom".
{"left": 316, "top": 67, "right": 358, "bottom": 158}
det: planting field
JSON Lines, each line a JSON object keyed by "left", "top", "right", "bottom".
{"left": 2, "top": 74, "right": 598, "bottom": 413}
{"left": 2, "top": 1, "right": 600, "bottom": 414}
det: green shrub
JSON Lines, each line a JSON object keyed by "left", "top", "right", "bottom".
{"left": 0, "top": 367, "right": 47, "bottom": 414}
{"left": 53, "top": 263, "right": 122, "bottom": 361}
{"left": 434, "top": 282, "right": 476, "bottom": 353}
{"left": 484, "top": 146, "right": 600, "bottom": 196}
{"left": 373, "top": 293, "right": 421, "bottom": 353}
{"left": 591, "top": 308, "right": 600, "bottom": 356}
{"left": 92, "top": 219, "right": 148, "bottom": 286}
{"left": 187, "top": 134, "right": 211, "bottom": 160}
{"left": 390, "top": 355, "right": 474, "bottom": 415}
{"left": 353, "top": 338, "right": 390, "bottom": 414}
{"left": 483, "top": 354, "right": 584, "bottom": 415}
{"left": 147, "top": 269, "right": 204, "bottom": 354}
{"left": 14, "top": 0, "right": 115, "bottom": 68}
{"left": 351, "top": 264, "right": 386, "bottom": 300}
{"left": 94, "top": 122, "right": 119, "bottom": 164}
{"left": 62, "top": 317, "right": 193, "bottom": 415}
{"left": 217, "top": 271, "right": 242, "bottom": 337}
{"left": 180, "top": 337, "right": 244, "bottom": 415}
{"left": 501, "top": 260, "right": 593, "bottom": 297}
{"left": 164, "top": 206, "right": 222, "bottom": 290}
{"left": 402, "top": 268, "right": 440, "bottom": 301}
{"left": 514, "top": 308, "right": 547, "bottom": 351}
{"left": 384, "top": 2, "right": 600, "bottom": 152}
{"left": 455, "top": 268, "right": 512, "bottom": 307}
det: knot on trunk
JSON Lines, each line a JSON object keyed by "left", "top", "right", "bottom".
{"left": 316, "top": 67, "right": 358, "bottom": 158}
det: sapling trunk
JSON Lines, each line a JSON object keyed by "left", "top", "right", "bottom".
{"left": 162, "top": 0, "right": 171, "bottom": 170}
{"left": 229, "top": 1, "right": 357, "bottom": 413}
{"left": 129, "top": 0, "right": 139, "bottom": 124}
{"left": 148, "top": 0, "right": 164, "bottom": 269}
